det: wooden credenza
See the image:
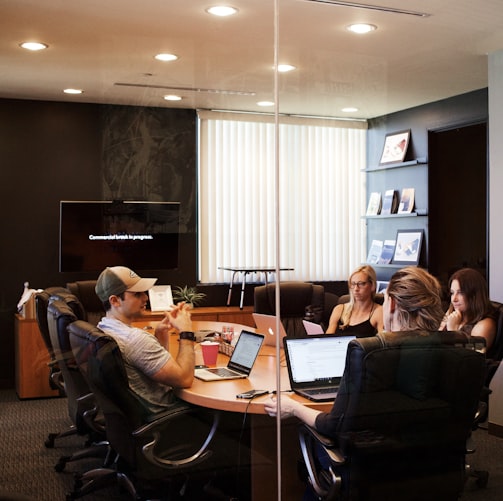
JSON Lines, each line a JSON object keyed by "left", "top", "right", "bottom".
{"left": 14, "top": 314, "right": 60, "bottom": 399}
{"left": 137, "top": 305, "right": 255, "bottom": 326}
{"left": 14, "top": 306, "right": 255, "bottom": 399}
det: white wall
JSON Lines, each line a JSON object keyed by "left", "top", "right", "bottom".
{"left": 489, "top": 51, "right": 503, "bottom": 302}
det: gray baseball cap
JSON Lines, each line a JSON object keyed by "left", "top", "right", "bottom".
{"left": 95, "top": 266, "right": 157, "bottom": 301}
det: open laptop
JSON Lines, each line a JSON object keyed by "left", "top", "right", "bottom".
{"left": 252, "top": 313, "right": 288, "bottom": 346}
{"left": 283, "top": 334, "right": 355, "bottom": 401}
{"left": 194, "top": 330, "right": 265, "bottom": 381}
{"left": 302, "top": 319, "right": 324, "bottom": 335}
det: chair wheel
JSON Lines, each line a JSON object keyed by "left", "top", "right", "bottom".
{"left": 45, "top": 433, "right": 57, "bottom": 448}
{"left": 54, "top": 460, "right": 66, "bottom": 472}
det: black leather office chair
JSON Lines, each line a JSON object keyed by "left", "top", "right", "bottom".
{"left": 35, "top": 286, "right": 69, "bottom": 394}
{"left": 46, "top": 293, "right": 110, "bottom": 472}
{"left": 66, "top": 280, "right": 105, "bottom": 326}
{"left": 298, "top": 330, "right": 486, "bottom": 501}
{"left": 67, "top": 320, "right": 221, "bottom": 500}
{"left": 254, "top": 281, "right": 325, "bottom": 337}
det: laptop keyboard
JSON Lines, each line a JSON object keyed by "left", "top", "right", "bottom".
{"left": 206, "top": 367, "right": 240, "bottom": 377}
{"left": 304, "top": 387, "right": 338, "bottom": 395}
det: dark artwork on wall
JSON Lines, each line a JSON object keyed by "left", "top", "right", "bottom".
{"left": 100, "top": 106, "right": 197, "bottom": 233}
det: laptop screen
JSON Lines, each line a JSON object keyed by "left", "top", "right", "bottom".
{"left": 284, "top": 335, "right": 354, "bottom": 384}
{"left": 228, "top": 330, "right": 264, "bottom": 373}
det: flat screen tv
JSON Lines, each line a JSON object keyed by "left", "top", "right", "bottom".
{"left": 59, "top": 201, "right": 180, "bottom": 273}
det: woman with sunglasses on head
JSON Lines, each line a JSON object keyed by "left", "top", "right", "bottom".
{"left": 325, "top": 264, "right": 383, "bottom": 337}
{"left": 440, "top": 267, "right": 497, "bottom": 351}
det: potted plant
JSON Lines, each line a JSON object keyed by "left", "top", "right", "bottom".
{"left": 172, "top": 285, "right": 207, "bottom": 307}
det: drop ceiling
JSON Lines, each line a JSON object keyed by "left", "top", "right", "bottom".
{"left": 2, "top": 0, "right": 503, "bottom": 119}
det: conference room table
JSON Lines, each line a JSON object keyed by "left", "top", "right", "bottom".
{"left": 137, "top": 319, "right": 333, "bottom": 500}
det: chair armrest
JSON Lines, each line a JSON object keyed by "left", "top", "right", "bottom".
{"left": 299, "top": 424, "right": 345, "bottom": 500}
{"left": 49, "top": 368, "right": 65, "bottom": 392}
{"left": 77, "top": 393, "right": 106, "bottom": 435}
{"left": 133, "top": 407, "right": 221, "bottom": 468}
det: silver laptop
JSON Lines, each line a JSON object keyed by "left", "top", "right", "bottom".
{"left": 302, "top": 319, "right": 324, "bottom": 335}
{"left": 252, "top": 313, "right": 288, "bottom": 346}
{"left": 194, "top": 330, "right": 264, "bottom": 381}
{"left": 283, "top": 334, "right": 355, "bottom": 401}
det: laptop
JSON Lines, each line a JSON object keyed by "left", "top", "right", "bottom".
{"left": 252, "top": 313, "right": 288, "bottom": 346}
{"left": 283, "top": 334, "right": 355, "bottom": 401}
{"left": 302, "top": 319, "right": 324, "bottom": 335}
{"left": 194, "top": 330, "right": 265, "bottom": 381}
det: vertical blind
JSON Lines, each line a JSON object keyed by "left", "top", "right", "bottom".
{"left": 198, "top": 111, "right": 367, "bottom": 284}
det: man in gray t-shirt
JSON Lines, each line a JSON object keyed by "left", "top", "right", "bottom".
{"left": 95, "top": 266, "right": 196, "bottom": 413}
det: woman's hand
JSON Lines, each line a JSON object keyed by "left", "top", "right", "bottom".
{"left": 264, "top": 395, "right": 300, "bottom": 419}
{"left": 264, "top": 394, "right": 322, "bottom": 428}
{"left": 445, "top": 309, "right": 462, "bottom": 330}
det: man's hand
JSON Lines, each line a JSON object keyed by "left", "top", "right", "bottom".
{"left": 166, "top": 302, "right": 193, "bottom": 333}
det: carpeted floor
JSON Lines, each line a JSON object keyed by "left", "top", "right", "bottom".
{"left": 0, "top": 389, "right": 502, "bottom": 500}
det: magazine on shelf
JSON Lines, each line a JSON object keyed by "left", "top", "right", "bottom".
{"left": 366, "top": 192, "right": 382, "bottom": 216}
{"left": 377, "top": 239, "right": 396, "bottom": 264}
{"left": 398, "top": 188, "right": 415, "bottom": 214}
{"left": 366, "top": 239, "right": 383, "bottom": 264}
{"left": 381, "top": 189, "right": 399, "bottom": 215}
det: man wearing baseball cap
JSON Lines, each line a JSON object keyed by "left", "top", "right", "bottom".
{"left": 95, "top": 266, "right": 196, "bottom": 412}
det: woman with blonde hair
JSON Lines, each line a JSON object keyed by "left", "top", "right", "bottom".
{"left": 384, "top": 266, "right": 444, "bottom": 331}
{"left": 326, "top": 264, "right": 383, "bottom": 337}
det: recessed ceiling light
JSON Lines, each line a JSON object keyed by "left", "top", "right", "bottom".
{"left": 342, "top": 107, "right": 358, "bottom": 113}
{"left": 206, "top": 6, "right": 238, "bottom": 17}
{"left": 257, "top": 101, "right": 274, "bottom": 107}
{"left": 346, "top": 23, "right": 377, "bottom": 34}
{"left": 19, "top": 41, "right": 48, "bottom": 51}
{"left": 164, "top": 95, "right": 182, "bottom": 101}
{"left": 63, "top": 88, "right": 83, "bottom": 95}
{"left": 277, "top": 64, "right": 296, "bottom": 73}
{"left": 154, "top": 53, "right": 178, "bottom": 62}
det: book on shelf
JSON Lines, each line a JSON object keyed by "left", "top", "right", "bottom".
{"left": 381, "top": 189, "right": 399, "bottom": 215}
{"left": 377, "top": 239, "right": 396, "bottom": 264}
{"left": 398, "top": 187, "right": 415, "bottom": 214}
{"left": 366, "top": 192, "right": 382, "bottom": 216}
{"left": 366, "top": 239, "right": 383, "bottom": 264}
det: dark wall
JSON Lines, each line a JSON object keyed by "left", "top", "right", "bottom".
{"left": 0, "top": 99, "right": 197, "bottom": 388}
{"left": 368, "top": 89, "right": 488, "bottom": 163}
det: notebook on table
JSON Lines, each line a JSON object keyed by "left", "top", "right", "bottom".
{"left": 252, "top": 312, "right": 288, "bottom": 346}
{"left": 194, "top": 330, "right": 265, "bottom": 381}
{"left": 283, "top": 334, "right": 355, "bottom": 401}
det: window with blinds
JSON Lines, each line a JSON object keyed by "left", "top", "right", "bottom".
{"left": 198, "top": 110, "right": 367, "bottom": 284}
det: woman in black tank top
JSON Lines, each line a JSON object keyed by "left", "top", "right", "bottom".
{"left": 326, "top": 265, "right": 383, "bottom": 337}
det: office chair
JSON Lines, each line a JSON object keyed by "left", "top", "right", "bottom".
{"left": 486, "top": 301, "right": 503, "bottom": 376}
{"left": 35, "top": 286, "right": 81, "bottom": 449}
{"left": 46, "top": 294, "right": 110, "bottom": 472}
{"left": 35, "top": 286, "right": 69, "bottom": 393}
{"left": 67, "top": 320, "right": 221, "bottom": 500}
{"left": 254, "top": 281, "right": 325, "bottom": 337}
{"left": 298, "top": 330, "right": 486, "bottom": 501}
{"left": 66, "top": 280, "right": 105, "bottom": 326}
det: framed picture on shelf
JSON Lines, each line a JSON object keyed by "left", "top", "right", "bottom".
{"left": 376, "top": 281, "right": 389, "bottom": 294}
{"left": 392, "top": 229, "right": 423, "bottom": 265}
{"left": 379, "top": 129, "right": 411, "bottom": 165}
